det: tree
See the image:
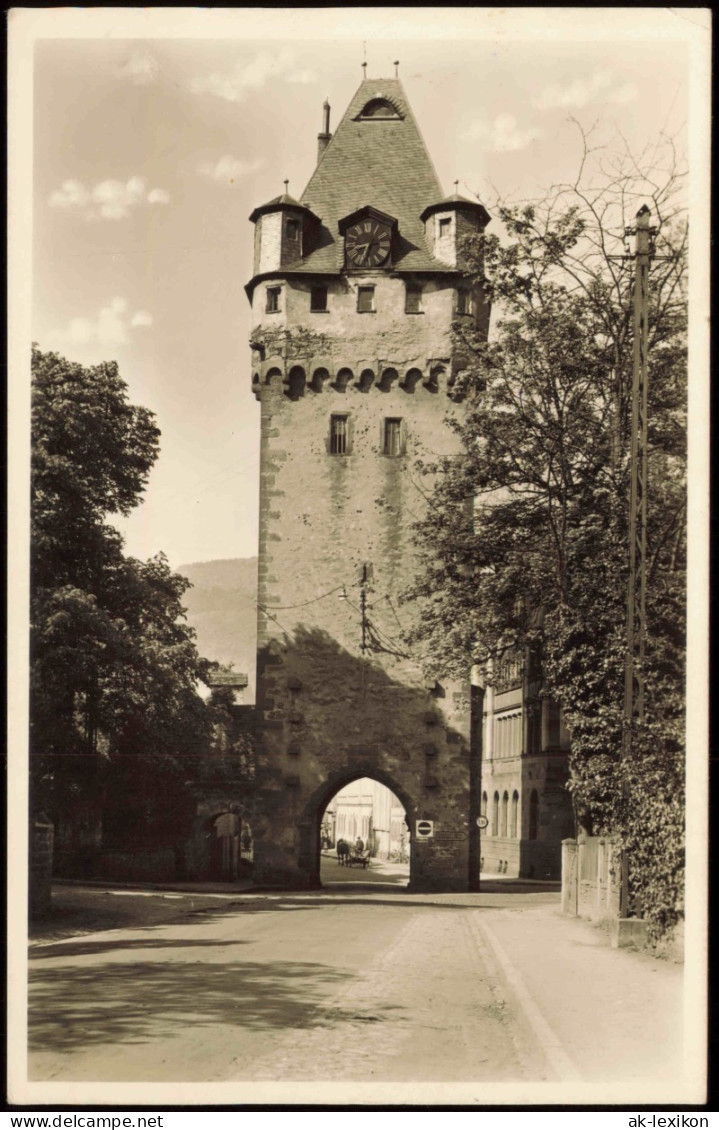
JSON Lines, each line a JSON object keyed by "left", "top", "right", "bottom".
{"left": 406, "top": 130, "right": 687, "bottom": 938}
{"left": 30, "top": 346, "right": 218, "bottom": 854}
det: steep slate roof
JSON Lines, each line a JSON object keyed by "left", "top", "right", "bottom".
{"left": 300, "top": 78, "right": 451, "bottom": 273}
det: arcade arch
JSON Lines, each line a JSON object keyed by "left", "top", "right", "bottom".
{"left": 298, "top": 769, "right": 415, "bottom": 888}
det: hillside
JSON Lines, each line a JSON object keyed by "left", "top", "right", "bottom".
{"left": 178, "top": 558, "right": 258, "bottom": 701}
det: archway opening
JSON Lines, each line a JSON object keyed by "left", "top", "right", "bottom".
{"left": 318, "top": 776, "right": 410, "bottom": 888}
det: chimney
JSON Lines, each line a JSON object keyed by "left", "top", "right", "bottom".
{"left": 316, "top": 99, "right": 331, "bottom": 163}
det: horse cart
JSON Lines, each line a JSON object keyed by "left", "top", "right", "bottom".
{"left": 336, "top": 842, "right": 371, "bottom": 869}
{"left": 345, "top": 848, "right": 371, "bottom": 869}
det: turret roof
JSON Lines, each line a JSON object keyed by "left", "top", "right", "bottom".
{"left": 300, "top": 77, "right": 452, "bottom": 273}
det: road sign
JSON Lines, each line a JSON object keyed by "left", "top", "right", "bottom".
{"left": 476, "top": 815, "right": 489, "bottom": 830}
{"left": 415, "top": 820, "right": 434, "bottom": 840}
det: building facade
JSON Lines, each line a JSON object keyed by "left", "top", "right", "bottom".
{"left": 480, "top": 650, "right": 574, "bottom": 879}
{"left": 247, "top": 77, "right": 490, "bottom": 891}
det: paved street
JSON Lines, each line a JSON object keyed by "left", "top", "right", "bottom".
{"left": 28, "top": 873, "right": 685, "bottom": 1091}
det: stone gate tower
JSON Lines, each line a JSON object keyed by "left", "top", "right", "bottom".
{"left": 246, "top": 76, "right": 490, "bottom": 891}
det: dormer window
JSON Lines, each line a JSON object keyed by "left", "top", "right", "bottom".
{"left": 439, "top": 217, "right": 452, "bottom": 236}
{"left": 355, "top": 97, "right": 404, "bottom": 121}
{"left": 286, "top": 218, "right": 300, "bottom": 241}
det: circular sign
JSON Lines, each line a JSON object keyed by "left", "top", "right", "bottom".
{"left": 416, "top": 820, "right": 434, "bottom": 839}
{"left": 476, "top": 815, "right": 489, "bottom": 829}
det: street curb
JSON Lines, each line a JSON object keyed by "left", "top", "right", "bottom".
{"left": 52, "top": 877, "right": 260, "bottom": 895}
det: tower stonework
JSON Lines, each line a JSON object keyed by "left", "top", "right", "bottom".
{"left": 247, "top": 77, "right": 490, "bottom": 890}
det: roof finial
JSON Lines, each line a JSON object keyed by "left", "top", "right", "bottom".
{"left": 394, "top": 60, "right": 399, "bottom": 78}
{"left": 454, "top": 179, "right": 459, "bottom": 192}
{"left": 283, "top": 178, "right": 289, "bottom": 194}
{"left": 362, "top": 61, "right": 367, "bottom": 77}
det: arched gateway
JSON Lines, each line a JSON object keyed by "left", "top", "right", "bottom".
{"left": 246, "top": 75, "right": 490, "bottom": 892}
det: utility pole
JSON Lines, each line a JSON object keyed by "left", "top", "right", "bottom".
{"left": 620, "top": 204, "right": 656, "bottom": 916}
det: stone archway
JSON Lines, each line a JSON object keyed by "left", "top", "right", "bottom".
{"left": 297, "top": 765, "right": 417, "bottom": 889}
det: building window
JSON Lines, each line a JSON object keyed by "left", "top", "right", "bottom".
{"left": 439, "top": 217, "right": 452, "bottom": 236}
{"left": 286, "top": 218, "right": 300, "bottom": 241}
{"left": 405, "top": 284, "right": 423, "bottom": 314}
{"left": 481, "top": 792, "right": 488, "bottom": 818}
{"left": 491, "top": 792, "right": 499, "bottom": 837}
{"left": 330, "top": 414, "right": 349, "bottom": 455}
{"left": 510, "top": 791, "right": 519, "bottom": 838}
{"left": 456, "top": 288, "right": 472, "bottom": 316}
{"left": 310, "top": 285, "right": 328, "bottom": 312}
{"left": 357, "top": 285, "right": 375, "bottom": 313}
{"left": 383, "top": 417, "right": 403, "bottom": 457}
{"left": 529, "top": 790, "right": 539, "bottom": 840}
{"left": 501, "top": 792, "right": 508, "bottom": 837}
{"left": 266, "top": 286, "right": 281, "bottom": 313}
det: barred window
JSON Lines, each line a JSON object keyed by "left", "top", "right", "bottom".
{"left": 405, "top": 284, "right": 423, "bottom": 314}
{"left": 383, "top": 417, "right": 403, "bottom": 457}
{"left": 330, "top": 414, "right": 349, "bottom": 455}
{"left": 456, "top": 288, "right": 472, "bottom": 316}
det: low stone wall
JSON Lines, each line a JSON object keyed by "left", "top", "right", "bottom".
{"left": 481, "top": 838, "right": 561, "bottom": 879}
{"left": 30, "top": 815, "right": 54, "bottom": 918}
{"left": 96, "top": 848, "right": 176, "bottom": 883}
{"left": 481, "top": 838, "right": 520, "bottom": 876}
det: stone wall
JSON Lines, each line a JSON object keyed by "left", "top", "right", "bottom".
{"left": 96, "top": 848, "right": 176, "bottom": 883}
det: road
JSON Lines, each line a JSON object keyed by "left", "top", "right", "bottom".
{"left": 27, "top": 865, "right": 685, "bottom": 1090}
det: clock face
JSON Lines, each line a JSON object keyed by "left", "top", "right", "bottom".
{"left": 345, "top": 219, "right": 392, "bottom": 268}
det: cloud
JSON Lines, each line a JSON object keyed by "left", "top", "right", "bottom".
{"left": 463, "top": 113, "right": 541, "bottom": 153}
{"left": 116, "top": 49, "right": 160, "bottom": 86}
{"left": 49, "top": 180, "right": 91, "bottom": 209}
{"left": 48, "top": 177, "right": 171, "bottom": 220}
{"left": 533, "top": 71, "right": 638, "bottom": 111}
{"left": 197, "top": 155, "right": 264, "bottom": 183}
{"left": 190, "top": 49, "right": 316, "bottom": 102}
{"left": 130, "top": 310, "right": 153, "bottom": 328}
{"left": 64, "top": 298, "right": 152, "bottom": 347}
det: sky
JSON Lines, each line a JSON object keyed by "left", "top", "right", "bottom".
{"left": 19, "top": 7, "right": 705, "bottom": 572}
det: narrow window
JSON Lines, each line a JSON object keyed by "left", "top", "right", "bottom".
{"left": 357, "top": 285, "right": 375, "bottom": 313}
{"left": 286, "top": 218, "right": 300, "bottom": 241}
{"left": 439, "top": 217, "right": 452, "bottom": 236}
{"left": 481, "top": 792, "right": 488, "bottom": 818}
{"left": 491, "top": 792, "right": 499, "bottom": 837}
{"left": 383, "top": 417, "right": 403, "bottom": 457}
{"left": 501, "top": 792, "right": 509, "bottom": 837}
{"left": 310, "top": 285, "right": 328, "bottom": 312}
{"left": 510, "top": 791, "right": 519, "bottom": 839}
{"left": 405, "top": 284, "right": 423, "bottom": 314}
{"left": 529, "top": 790, "right": 539, "bottom": 840}
{"left": 266, "top": 286, "right": 281, "bottom": 313}
{"left": 456, "top": 289, "right": 472, "bottom": 316}
{"left": 330, "top": 414, "right": 349, "bottom": 455}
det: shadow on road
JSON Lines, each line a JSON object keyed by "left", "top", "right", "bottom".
{"left": 29, "top": 955, "right": 403, "bottom": 1054}
{"left": 30, "top": 937, "right": 252, "bottom": 960}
